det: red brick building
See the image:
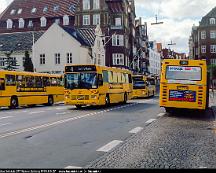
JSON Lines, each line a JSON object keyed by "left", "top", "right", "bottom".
{"left": 189, "top": 7, "right": 216, "bottom": 64}
{"left": 0, "top": 0, "right": 78, "bottom": 33}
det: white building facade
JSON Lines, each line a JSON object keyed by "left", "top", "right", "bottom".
{"left": 148, "top": 44, "right": 161, "bottom": 76}
{"left": 33, "top": 23, "right": 95, "bottom": 74}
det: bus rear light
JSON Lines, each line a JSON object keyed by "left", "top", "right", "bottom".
{"left": 198, "top": 87, "right": 203, "bottom": 89}
{"left": 198, "top": 102, "right": 202, "bottom": 105}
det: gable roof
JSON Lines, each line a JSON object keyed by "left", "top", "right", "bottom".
{"left": 0, "top": 31, "right": 44, "bottom": 52}
{"left": 200, "top": 7, "right": 216, "bottom": 26}
{"left": 62, "top": 26, "right": 95, "bottom": 47}
{"left": 0, "top": 0, "right": 79, "bottom": 20}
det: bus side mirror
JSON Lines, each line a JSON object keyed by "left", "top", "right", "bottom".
{"left": 98, "top": 74, "right": 103, "bottom": 86}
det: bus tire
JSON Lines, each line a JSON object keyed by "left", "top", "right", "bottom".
{"left": 123, "top": 93, "right": 128, "bottom": 104}
{"left": 75, "top": 105, "right": 82, "bottom": 109}
{"left": 47, "top": 96, "right": 54, "bottom": 106}
{"left": 10, "top": 96, "right": 18, "bottom": 109}
{"left": 165, "top": 108, "right": 175, "bottom": 114}
{"left": 105, "top": 95, "right": 110, "bottom": 106}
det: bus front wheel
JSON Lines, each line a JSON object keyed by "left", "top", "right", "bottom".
{"left": 75, "top": 105, "right": 82, "bottom": 109}
{"left": 10, "top": 97, "right": 18, "bottom": 109}
{"left": 47, "top": 96, "right": 54, "bottom": 106}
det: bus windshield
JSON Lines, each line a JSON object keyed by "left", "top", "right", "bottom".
{"left": 166, "top": 66, "right": 201, "bottom": 81}
{"left": 133, "top": 80, "right": 146, "bottom": 89}
{"left": 65, "top": 73, "right": 98, "bottom": 89}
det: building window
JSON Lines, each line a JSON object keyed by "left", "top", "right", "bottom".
{"left": 53, "top": 5, "right": 60, "bottom": 12}
{"left": 6, "top": 19, "right": 13, "bottom": 29}
{"left": 112, "top": 35, "right": 124, "bottom": 46}
{"left": 28, "top": 20, "right": 33, "bottom": 28}
{"left": 10, "top": 9, "right": 16, "bottom": 15}
{"left": 211, "top": 59, "right": 216, "bottom": 65}
{"left": 83, "top": 15, "right": 90, "bottom": 25}
{"left": 210, "top": 18, "right": 215, "bottom": 25}
{"left": 31, "top": 8, "right": 37, "bottom": 13}
{"left": 210, "top": 45, "right": 216, "bottom": 53}
{"left": 17, "top": 9, "right": 22, "bottom": 15}
{"left": 83, "top": 0, "right": 90, "bottom": 10}
{"left": 115, "top": 18, "right": 122, "bottom": 26}
{"left": 40, "top": 54, "right": 46, "bottom": 65}
{"left": 67, "top": 53, "right": 72, "bottom": 64}
{"left": 18, "top": 18, "right": 24, "bottom": 28}
{"left": 40, "top": 17, "right": 47, "bottom": 27}
{"left": 93, "top": 14, "right": 100, "bottom": 25}
{"left": 201, "top": 31, "right": 206, "bottom": 39}
{"left": 113, "top": 54, "right": 124, "bottom": 65}
{"left": 43, "top": 6, "right": 48, "bottom": 13}
{"left": 69, "top": 4, "right": 76, "bottom": 12}
{"left": 0, "top": 58, "right": 4, "bottom": 66}
{"left": 63, "top": 15, "right": 69, "bottom": 25}
{"left": 210, "top": 30, "right": 216, "bottom": 39}
{"left": 55, "top": 19, "right": 60, "bottom": 25}
{"left": 201, "top": 45, "right": 206, "bottom": 53}
{"left": 93, "top": 0, "right": 100, "bottom": 9}
{"left": 55, "top": 53, "right": 61, "bottom": 64}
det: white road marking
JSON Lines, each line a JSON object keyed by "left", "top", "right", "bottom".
{"left": 157, "top": 113, "right": 166, "bottom": 117}
{"left": 56, "top": 112, "right": 67, "bottom": 115}
{"left": 145, "top": 119, "right": 156, "bottom": 124}
{"left": 129, "top": 127, "right": 143, "bottom": 134}
{"left": 96, "top": 140, "right": 123, "bottom": 152}
{"left": 65, "top": 166, "right": 82, "bottom": 169}
{"left": 0, "top": 123, "right": 12, "bottom": 127}
{"left": 199, "top": 167, "right": 207, "bottom": 169}
{"left": 56, "top": 107, "right": 67, "bottom": 110}
{"left": 29, "top": 111, "right": 45, "bottom": 115}
{"left": 0, "top": 116, "right": 13, "bottom": 120}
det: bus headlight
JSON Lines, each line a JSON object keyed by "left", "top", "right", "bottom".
{"left": 91, "top": 95, "right": 97, "bottom": 99}
{"left": 65, "top": 95, "right": 69, "bottom": 99}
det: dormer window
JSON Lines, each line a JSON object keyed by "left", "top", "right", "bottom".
{"left": 83, "top": 0, "right": 90, "bottom": 10}
{"left": 40, "top": 16, "right": 47, "bottom": 27}
{"left": 53, "top": 5, "right": 60, "bottom": 12}
{"left": 210, "top": 18, "right": 215, "bottom": 25}
{"left": 18, "top": 18, "right": 25, "bottom": 28}
{"left": 10, "top": 9, "right": 16, "bottom": 15}
{"left": 43, "top": 6, "right": 48, "bottom": 13}
{"left": 17, "top": 9, "right": 22, "bottom": 14}
{"left": 63, "top": 15, "right": 69, "bottom": 25}
{"left": 69, "top": 4, "right": 76, "bottom": 12}
{"left": 28, "top": 20, "right": 33, "bottom": 28}
{"left": 6, "top": 19, "right": 13, "bottom": 29}
{"left": 31, "top": 7, "right": 37, "bottom": 13}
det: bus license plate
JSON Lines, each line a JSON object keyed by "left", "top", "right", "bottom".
{"left": 177, "top": 86, "right": 189, "bottom": 90}
{"left": 169, "top": 90, "right": 196, "bottom": 102}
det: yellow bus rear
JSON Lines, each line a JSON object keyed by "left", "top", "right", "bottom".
{"left": 64, "top": 65, "right": 133, "bottom": 108}
{"left": 159, "top": 59, "right": 209, "bottom": 112}
{"left": 0, "top": 70, "right": 64, "bottom": 108}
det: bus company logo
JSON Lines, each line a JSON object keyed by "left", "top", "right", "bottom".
{"left": 169, "top": 67, "right": 183, "bottom": 71}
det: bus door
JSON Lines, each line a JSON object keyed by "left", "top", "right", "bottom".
{"left": 0, "top": 78, "right": 5, "bottom": 94}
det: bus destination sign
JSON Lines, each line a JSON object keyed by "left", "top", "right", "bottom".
{"left": 65, "top": 66, "right": 96, "bottom": 72}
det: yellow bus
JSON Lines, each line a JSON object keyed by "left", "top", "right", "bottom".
{"left": 64, "top": 65, "right": 133, "bottom": 108}
{"left": 0, "top": 70, "right": 64, "bottom": 108}
{"left": 132, "top": 75, "right": 156, "bottom": 98}
{"left": 160, "top": 59, "right": 209, "bottom": 113}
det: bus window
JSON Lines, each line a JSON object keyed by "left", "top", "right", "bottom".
{"left": 51, "top": 77, "right": 57, "bottom": 86}
{"left": 98, "top": 74, "right": 103, "bottom": 86}
{"left": 113, "top": 72, "right": 118, "bottom": 83}
{"left": 117, "top": 73, "right": 122, "bottom": 83}
{"left": 43, "top": 77, "right": 50, "bottom": 87}
{"left": 6, "top": 75, "right": 16, "bottom": 86}
{"left": 0, "top": 78, "right": 5, "bottom": 90}
{"left": 26, "top": 76, "right": 35, "bottom": 88}
{"left": 121, "top": 73, "right": 126, "bottom": 83}
{"left": 125, "top": 74, "right": 129, "bottom": 83}
{"left": 35, "top": 76, "right": 43, "bottom": 88}
{"left": 17, "top": 75, "right": 25, "bottom": 89}
{"left": 102, "top": 71, "right": 108, "bottom": 83}
{"left": 108, "top": 71, "right": 113, "bottom": 83}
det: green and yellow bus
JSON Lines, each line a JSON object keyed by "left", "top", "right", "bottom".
{"left": 160, "top": 59, "right": 209, "bottom": 113}
{"left": 64, "top": 65, "right": 133, "bottom": 108}
{"left": 0, "top": 70, "right": 64, "bottom": 108}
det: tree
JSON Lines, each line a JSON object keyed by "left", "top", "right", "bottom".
{"left": 3, "top": 51, "right": 19, "bottom": 71}
{"left": 23, "top": 51, "right": 34, "bottom": 72}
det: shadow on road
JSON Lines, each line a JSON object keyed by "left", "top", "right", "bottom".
{"left": 166, "top": 108, "right": 215, "bottom": 122}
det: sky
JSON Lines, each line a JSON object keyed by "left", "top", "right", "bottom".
{"left": 0, "top": 0, "right": 215, "bottom": 54}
